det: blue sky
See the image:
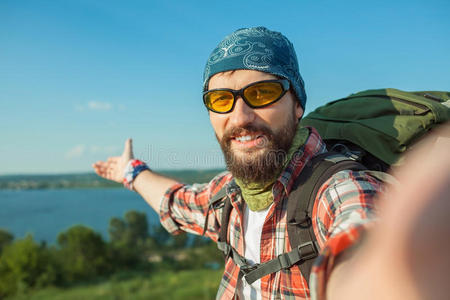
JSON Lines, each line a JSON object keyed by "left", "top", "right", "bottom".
{"left": 1, "top": 0, "right": 449, "bottom": 174}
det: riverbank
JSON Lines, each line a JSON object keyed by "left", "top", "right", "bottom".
{"left": 0, "top": 169, "right": 225, "bottom": 190}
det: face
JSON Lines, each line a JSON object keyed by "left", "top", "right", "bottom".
{"left": 208, "top": 70, "right": 304, "bottom": 184}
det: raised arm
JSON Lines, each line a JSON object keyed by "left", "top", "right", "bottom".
{"left": 325, "top": 126, "right": 450, "bottom": 300}
{"left": 92, "top": 139, "right": 178, "bottom": 212}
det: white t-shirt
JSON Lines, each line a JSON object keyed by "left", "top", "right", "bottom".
{"left": 236, "top": 204, "right": 272, "bottom": 299}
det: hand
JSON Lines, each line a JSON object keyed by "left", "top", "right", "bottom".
{"left": 328, "top": 125, "right": 450, "bottom": 300}
{"left": 92, "top": 138, "right": 134, "bottom": 183}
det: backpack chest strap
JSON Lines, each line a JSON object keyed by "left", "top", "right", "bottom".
{"left": 217, "top": 240, "right": 319, "bottom": 285}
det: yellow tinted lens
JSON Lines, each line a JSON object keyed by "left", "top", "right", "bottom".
{"left": 205, "top": 90, "right": 234, "bottom": 112}
{"left": 243, "top": 82, "right": 283, "bottom": 106}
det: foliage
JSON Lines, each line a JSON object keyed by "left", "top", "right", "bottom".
{"left": 0, "top": 229, "right": 13, "bottom": 253}
{"left": 0, "top": 210, "right": 225, "bottom": 298}
{"left": 108, "top": 211, "right": 155, "bottom": 269}
{"left": 57, "top": 225, "right": 109, "bottom": 283}
{"left": 109, "top": 211, "right": 149, "bottom": 246}
{"left": 0, "top": 235, "right": 59, "bottom": 298}
{"left": 7, "top": 269, "right": 223, "bottom": 300}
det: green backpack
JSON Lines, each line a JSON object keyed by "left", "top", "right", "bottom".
{"left": 212, "top": 88, "right": 450, "bottom": 287}
{"left": 300, "top": 88, "right": 450, "bottom": 171}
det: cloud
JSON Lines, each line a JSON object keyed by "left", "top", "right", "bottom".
{"left": 87, "top": 101, "right": 112, "bottom": 111}
{"left": 65, "top": 144, "right": 120, "bottom": 160}
{"left": 75, "top": 101, "right": 113, "bottom": 111}
{"left": 65, "top": 144, "right": 86, "bottom": 159}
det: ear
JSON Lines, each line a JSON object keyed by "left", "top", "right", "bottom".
{"left": 295, "top": 102, "right": 304, "bottom": 120}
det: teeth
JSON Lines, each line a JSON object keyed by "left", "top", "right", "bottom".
{"left": 235, "top": 135, "right": 255, "bottom": 142}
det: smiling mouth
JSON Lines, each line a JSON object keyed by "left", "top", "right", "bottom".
{"left": 230, "top": 134, "right": 268, "bottom": 150}
{"left": 233, "top": 134, "right": 263, "bottom": 142}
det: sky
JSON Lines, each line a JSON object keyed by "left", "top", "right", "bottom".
{"left": 1, "top": 0, "right": 449, "bottom": 175}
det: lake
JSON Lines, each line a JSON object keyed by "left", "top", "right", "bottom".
{"left": 0, "top": 189, "right": 160, "bottom": 244}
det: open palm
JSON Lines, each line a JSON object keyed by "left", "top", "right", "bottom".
{"left": 92, "top": 139, "right": 134, "bottom": 183}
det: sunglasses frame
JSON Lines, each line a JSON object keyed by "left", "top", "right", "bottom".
{"left": 203, "top": 79, "right": 290, "bottom": 114}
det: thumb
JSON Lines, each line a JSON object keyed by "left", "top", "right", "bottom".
{"left": 123, "top": 138, "right": 134, "bottom": 159}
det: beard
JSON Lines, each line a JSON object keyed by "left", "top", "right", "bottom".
{"left": 217, "top": 111, "right": 298, "bottom": 185}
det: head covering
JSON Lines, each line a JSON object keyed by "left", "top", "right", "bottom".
{"left": 203, "top": 26, "right": 307, "bottom": 109}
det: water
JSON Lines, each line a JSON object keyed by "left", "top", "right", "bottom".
{"left": 0, "top": 189, "right": 160, "bottom": 244}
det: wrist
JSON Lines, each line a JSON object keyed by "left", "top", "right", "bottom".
{"left": 123, "top": 159, "right": 151, "bottom": 191}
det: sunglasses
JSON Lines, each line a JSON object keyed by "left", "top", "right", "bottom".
{"left": 203, "top": 79, "right": 290, "bottom": 113}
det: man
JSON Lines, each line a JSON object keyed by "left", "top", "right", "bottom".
{"left": 93, "top": 27, "right": 382, "bottom": 299}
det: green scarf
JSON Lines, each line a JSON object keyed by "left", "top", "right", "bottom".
{"left": 235, "top": 126, "right": 310, "bottom": 211}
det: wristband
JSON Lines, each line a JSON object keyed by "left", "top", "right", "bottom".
{"left": 123, "top": 159, "right": 150, "bottom": 191}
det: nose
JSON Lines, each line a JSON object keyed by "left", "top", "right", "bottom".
{"left": 229, "top": 96, "right": 256, "bottom": 127}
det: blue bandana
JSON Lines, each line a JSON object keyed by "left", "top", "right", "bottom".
{"left": 203, "top": 26, "right": 307, "bottom": 109}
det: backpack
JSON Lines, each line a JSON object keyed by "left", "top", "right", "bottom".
{"left": 209, "top": 88, "right": 450, "bottom": 286}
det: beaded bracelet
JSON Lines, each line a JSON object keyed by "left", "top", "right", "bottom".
{"left": 123, "top": 159, "right": 150, "bottom": 191}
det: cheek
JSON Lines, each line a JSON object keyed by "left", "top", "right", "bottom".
{"left": 209, "top": 113, "right": 226, "bottom": 139}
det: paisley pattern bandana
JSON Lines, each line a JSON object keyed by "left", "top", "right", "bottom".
{"left": 203, "top": 26, "right": 307, "bottom": 110}
{"left": 235, "top": 126, "right": 310, "bottom": 211}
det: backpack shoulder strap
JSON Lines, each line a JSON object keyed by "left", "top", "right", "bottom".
{"left": 287, "top": 152, "right": 367, "bottom": 285}
{"left": 213, "top": 154, "right": 369, "bottom": 286}
{"left": 202, "top": 185, "right": 229, "bottom": 236}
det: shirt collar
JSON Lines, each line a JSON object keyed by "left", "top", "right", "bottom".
{"left": 277, "top": 127, "right": 327, "bottom": 195}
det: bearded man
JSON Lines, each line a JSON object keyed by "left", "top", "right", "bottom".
{"left": 93, "top": 27, "right": 382, "bottom": 299}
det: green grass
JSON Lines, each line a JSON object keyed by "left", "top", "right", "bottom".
{"left": 8, "top": 269, "right": 223, "bottom": 300}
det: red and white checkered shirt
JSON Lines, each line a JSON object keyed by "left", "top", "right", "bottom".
{"left": 160, "top": 127, "right": 382, "bottom": 299}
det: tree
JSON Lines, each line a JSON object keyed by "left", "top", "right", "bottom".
{"left": 124, "top": 210, "right": 148, "bottom": 244}
{"left": 108, "top": 211, "right": 154, "bottom": 269}
{"left": 0, "top": 234, "right": 58, "bottom": 297}
{"left": 150, "top": 224, "right": 172, "bottom": 248}
{"left": 108, "top": 217, "right": 126, "bottom": 245}
{"left": 57, "top": 225, "right": 108, "bottom": 282}
{"left": 0, "top": 228, "right": 13, "bottom": 254}
{"left": 108, "top": 210, "right": 149, "bottom": 247}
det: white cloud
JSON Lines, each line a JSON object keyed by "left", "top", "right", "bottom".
{"left": 75, "top": 101, "right": 113, "bottom": 112}
{"left": 65, "top": 144, "right": 86, "bottom": 159}
{"left": 87, "top": 101, "right": 112, "bottom": 111}
{"left": 65, "top": 144, "right": 120, "bottom": 160}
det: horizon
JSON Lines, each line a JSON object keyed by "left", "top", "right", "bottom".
{"left": 1, "top": 0, "right": 449, "bottom": 175}
{"left": 0, "top": 167, "right": 227, "bottom": 177}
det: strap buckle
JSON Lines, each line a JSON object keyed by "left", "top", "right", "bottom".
{"left": 277, "top": 253, "right": 292, "bottom": 269}
{"left": 297, "top": 241, "right": 319, "bottom": 261}
{"left": 240, "top": 263, "right": 260, "bottom": 275}
{"left": 217, "top": 242, "right": 232, "bottom": 258}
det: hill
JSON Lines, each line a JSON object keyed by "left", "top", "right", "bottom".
{"left": 0, "top": 169, "right": 225, "bottom": 190}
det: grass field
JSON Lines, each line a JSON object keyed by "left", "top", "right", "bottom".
{"left": 7, "top": 269, "right": 223, "bottom": 300}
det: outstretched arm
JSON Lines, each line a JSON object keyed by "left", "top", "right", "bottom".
{"left": 326, "top": 126, "right": 450, "bottom": 300}
{"left": 92, "top": 139, "right": 178, "bottom": 212}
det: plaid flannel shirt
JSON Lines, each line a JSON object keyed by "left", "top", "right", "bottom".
{"left": 160, "top": 127, "right": 381, "bottom": 299}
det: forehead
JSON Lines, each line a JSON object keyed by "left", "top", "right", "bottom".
{"left": 208, "top": 70, "right": 279, "bottom": 90}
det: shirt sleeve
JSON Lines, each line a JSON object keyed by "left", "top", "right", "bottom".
{"left": 159, "top": 171, "right": 231, "bottom": 242}
{"left": 309, "top": 170, "right": 382, "bottom": 300}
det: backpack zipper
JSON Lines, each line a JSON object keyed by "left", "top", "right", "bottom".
{"left": 389, "top": 96, "right": 429, "bottom": 111}
{"left": 423, "top": 93, "right": 444, "bottom": 103}
{"left": 346, "top": 94, "right": 430, "bottom": 111}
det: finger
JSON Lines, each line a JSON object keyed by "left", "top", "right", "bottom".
{"left": 107, "top": 157, "right": 119, "bottom": 164}
{"left": 94, "top": 161, "right": 108, "bottom": 168}
{"left": 123, "top": 138, "right": 134, "bottom": 159}
{"left": 92, "top": 161, "right": 106, "bottom": 168}
{"left": 95, "top": 164, "right": 111, "bottom": 175}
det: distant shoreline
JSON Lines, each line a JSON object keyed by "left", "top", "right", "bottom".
{"left": 0, "top": 169, "right": 225, "bottom": 190}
